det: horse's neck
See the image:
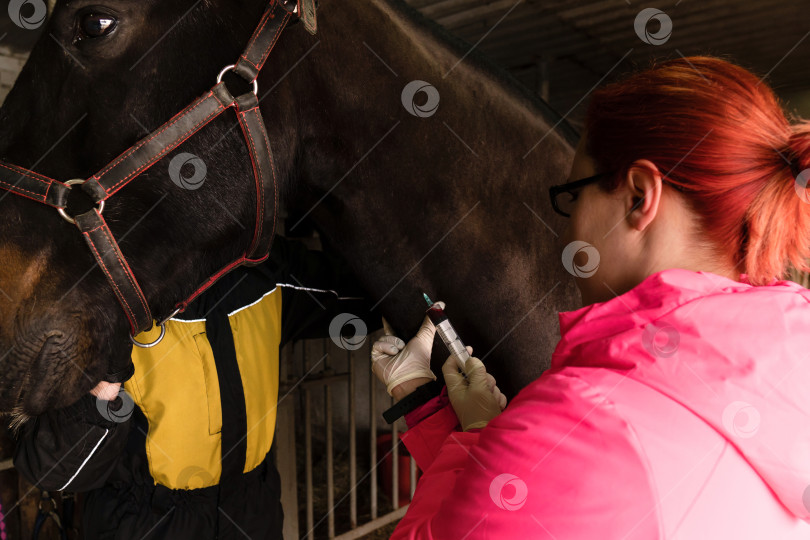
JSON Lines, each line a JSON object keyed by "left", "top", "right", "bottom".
{"left": 263, "top": 1, "right": 577, "bottom": 376}
{"left": 274, "top": 0, "right": 573, "bottom": 218}
{"left": 345, "top": 0, "right": 573, "bottom": 157}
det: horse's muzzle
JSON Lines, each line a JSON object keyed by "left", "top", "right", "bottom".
{"left": 0, "top": 331, "right": 82, "bottom": 417}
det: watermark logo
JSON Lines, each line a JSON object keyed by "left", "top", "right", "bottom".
{"left": 401, "top": 80, "right": 440, "bottom": 118}
{"left": 177, "top": 465, "right": 216, "bottom": 490}
{"left": 634, "top": 8, "right": 672, "bottom": 45}
{"left": 95, "top": 387, "right": 135, "bottom": 423}
{"left": 561, "top": 240, "right": 600, "bottom": 278}
{"left": 803, "top": 484, "right": 810, "bottom": 513}
{"left": 641, "top": 322, "right": 680, "bottom": 358}
{"left": 489, "top": 473, "right": 528, "bottom": 511}
{"left": 794, "top": 168, "right": 810, "bottom": 204}
{"left": 329, "top": 313, "right": 368, "bottom": 351}
{"left": 790, "top": 442, "right": 810, "bottom": 512}
{"left": 8, "top": 0, "right": 47, "bottom": 30}
{"left": 721, "top": 401, "right": 760, "bottom": 439}
{"left": 168, "top": 152, "right": 207, "bottom": 191}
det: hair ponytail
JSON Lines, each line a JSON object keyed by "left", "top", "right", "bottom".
{"left": 585, "top": 56, "right": 810, "bottom": 285}
{"left": 743, "top": 123, "right": 810, "bottom": 284}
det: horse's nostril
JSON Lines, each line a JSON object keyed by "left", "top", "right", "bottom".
{"left": 40, "top": 333, "right": 62, "bottom": 350}
{"left": 34, "top": 331, "right": 68, "bottom": 360}
{"left": 43, "top": 330, "right": 66, "bottom": 343}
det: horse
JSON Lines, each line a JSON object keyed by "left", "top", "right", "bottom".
{"left": 0, "top": 0, "right": 578, "bottom": 422}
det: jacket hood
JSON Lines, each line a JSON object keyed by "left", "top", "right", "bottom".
{"left": 552, "top": 268, "right": 810, "bottom": 521}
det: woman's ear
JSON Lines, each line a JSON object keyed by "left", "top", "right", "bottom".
{"left": 623, "top": 159, "right": 663, "bottom": 232}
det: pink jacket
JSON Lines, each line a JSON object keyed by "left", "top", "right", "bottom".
{"left": 393, "top": 269, "right": 810, "bottom": 539}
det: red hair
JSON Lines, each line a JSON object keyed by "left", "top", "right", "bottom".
{"left": 585, "top": 55, "right": 810, "bottom": 285}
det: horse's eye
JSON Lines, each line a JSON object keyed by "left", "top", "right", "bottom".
{"left": 79, "top": 13, "right": 117, "bottom": 39}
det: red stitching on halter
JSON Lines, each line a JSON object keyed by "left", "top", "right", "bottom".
{"left": 0, "top": 164, "right": 68, "bottom": 209}
{"left": 43, "top": 180, "right": 54, "bottom": 202}
{"left": 237, "top": 108, "right": 264, "bottom": 255}
{"left": 0, "top": 179, "right": 43, "bottom": 201}
{"left": 255, "top": 11, "right": 291, "bottom": 73}
{"left": 98, "top": 98, "right": 227, "bottom": 196}
{"left": 84, "top": 232, "right": 138, "bottom": 333}
{"left": 244, "top": 253, "right": 270, "bottom": 265}
{"left": 0, "top": 161, "right": 53, "bottom": 186}
{"left": 257, "top": 108, "right": 278, "bottom": 243}
{"left": 242, "top": 0, "right": 276, "bottom": 61}
{"left": 95, "top": 91, "right": 217, "bottom": 180}
{"left": 99, "top": 221, "right": 150, "bottom": 321}
{"left": 239, "top": 55, "right": 260, "bottom": 70}
{"left": 175, "top": 256, "right": 251, "bottom": 312}
{"left": 251, "top": 110, "right": 267, "bottom": 251}
{"left": 0, "top": 0, "right": 296, "bottom": 336}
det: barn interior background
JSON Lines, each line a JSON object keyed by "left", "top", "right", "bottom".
{"left": 0, "top": 1, "right": 809, "bottom": 539}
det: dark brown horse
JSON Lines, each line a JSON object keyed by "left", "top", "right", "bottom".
{"left": 0, "top": 0, "right": 578, "bottom": 421}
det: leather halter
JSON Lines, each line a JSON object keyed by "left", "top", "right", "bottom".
{"left": 0, "top": 0, "right": 306, "bottom": 349}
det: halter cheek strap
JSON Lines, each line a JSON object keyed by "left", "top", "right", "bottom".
{"left": 0, "top": 0, "right": 310, "bottom": 343}
{"left": 76, "top": 209, "right": 154, "bottom": 335}
{"left": 235, "top": 91, "right": 279, "bottom": 264}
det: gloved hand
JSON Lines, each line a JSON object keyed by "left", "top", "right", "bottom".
{"left": 371, "top": 305, "right": 443, "bottom": 396}
{"left": 443, "top": 350, "right": 507, "bottom": 431}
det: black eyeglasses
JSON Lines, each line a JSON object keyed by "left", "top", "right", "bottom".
{"left": 549, "top": 170, "right": 686, "bottom": 217}
{"left": 549, "top": 172, "right": 614, "bottom": 218}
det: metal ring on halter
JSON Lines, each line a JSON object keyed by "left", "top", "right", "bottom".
{"left": 130, "top": 325, "right": 165, "bottom": 348}
{"left": 216, "top": 64, "right": 259, "bottom": 95}
{"left": 57, "top": 179, "right": 106, "bottom": 225}
{"left": 128, "top": 308, "right": 180, "bottom": 348}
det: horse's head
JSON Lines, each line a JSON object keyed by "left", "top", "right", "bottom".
{"left": 0, "top": 0, "right": 289, "bottom": 418}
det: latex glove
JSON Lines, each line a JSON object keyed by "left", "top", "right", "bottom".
{"left": 371, "top": 305, "right": 443, "bottom": 396}
{"left": 443, "top": 350, "right": 507, "bottom": 431}
{"left": 90, "top": 381, "right": 121, "bottom": 401}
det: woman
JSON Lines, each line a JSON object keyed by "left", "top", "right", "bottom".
{"left": 371, "top": 56, "right": 810, "bottom": 539}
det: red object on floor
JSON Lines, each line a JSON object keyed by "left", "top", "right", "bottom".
{"left": 0, "top": 496, "right": 6, "bottom": 540}
{"left": 377, "top": 433, "right": 421, "bottom": 508}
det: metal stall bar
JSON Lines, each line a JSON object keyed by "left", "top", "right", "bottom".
{"left": 288, "top": 336, "right": 419, "bottom": 539}
{"left": 333, "top": 507, "right": 409, "bottom": 540}
{"left": 369, "top": 366, "right": 377, "bottom": 522}
{"left": 297, "top": 369, "right": 351, "bottom": 538}
{"left": 277, "top": 345, "right": 300, "bottom": 540}
{"left": 324, "top": 343, "right": 335, "bottom": 539}
{"left": 391, "top": 410, "right": 399, "bottom": 510}
{"left": 305, "top": 382, "right": 314, "bottom": 540}
{"left": 348, "top": 349, "right": 357, "bottom": 530}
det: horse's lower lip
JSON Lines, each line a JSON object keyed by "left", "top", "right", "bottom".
{"left": 12, "top": 334, "right": 61, "bottom": 416}
{"left": 0, "top": 349, "right": 31, "bottom": 414}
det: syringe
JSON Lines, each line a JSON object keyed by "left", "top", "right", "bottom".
{"left": 423, "top": 293, "right": 470, "bottom": 373}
